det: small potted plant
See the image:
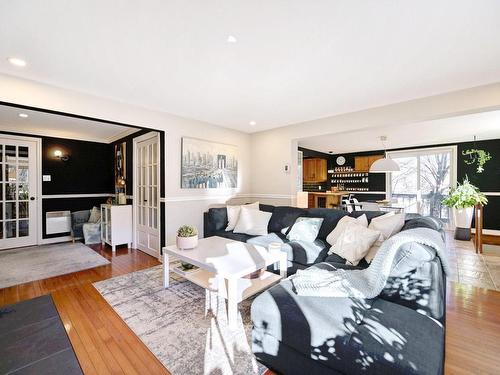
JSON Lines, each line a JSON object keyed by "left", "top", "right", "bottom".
{"left": 442, "top": 178, "right": 488, "bottom": 240}
{"left": 176, "top": 225, "right": 198, "bottom": 250}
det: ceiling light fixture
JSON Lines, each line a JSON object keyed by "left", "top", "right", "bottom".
{"left": 369, "top": 136, "right": 400, "bottom": 173}
{"left": 7, "top": 57, "right": 27, "bottom": 67}
{"left": 18, "top": 113, "right": 29, "bottom": 118}
{"left": 226, "top": 35, "right": 237, "bottom": 43}
{"left": 249, "top": 121, "right": 256, "bottom": 126}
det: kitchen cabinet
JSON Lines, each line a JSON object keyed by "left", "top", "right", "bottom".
{"left": 354, "top": 155, "right": 384, "bottom": 172}
{"left": 303, "top": 158, "right": 327, "bottom": 183}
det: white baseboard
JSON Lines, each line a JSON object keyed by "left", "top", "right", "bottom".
{"left": 39, "top": 236, "right": 74, "bottom": 245}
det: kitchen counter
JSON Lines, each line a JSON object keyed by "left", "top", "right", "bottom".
{"left": 305, "top": 191, "right": 349, "bottom": 208}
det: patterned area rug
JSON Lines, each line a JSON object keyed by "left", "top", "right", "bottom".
{"left": 0, "top": 242, "right": 110, "bottom": 289}
{"left": 93, "top": 266, "right": 266, "bottom": 375}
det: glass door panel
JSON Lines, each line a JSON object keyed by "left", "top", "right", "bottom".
{"left": 389, "top": 148, "right": 454, "bottom": 223}
{"left": 0, "top": 139, "right": 37, "bottom": 249}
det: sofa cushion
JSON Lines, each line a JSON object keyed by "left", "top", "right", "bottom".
{"left": 283, "top": 239, "right": 329, "bottom": 265}
{"left": 306, "top": 208, "right": 348, "bottom": 240}
{"left": 207, "top": 207, "right": 228, "bottom": 231}
{"left": 268, "top": 206, "right": 306, "bottom": 233}
{"left": 212, "top": 230, "right": 255, "bottom": 243}
{"left": 381, "top": 256, "right": 445, "bottom": 323}
{"left": 349, "top": 210, "right": 385, "bottom": 223}
{"left": 402, "top": 215, "right": 444, "bottom": 232}
{"left": 252, "top": 263, "right": 444, "bottom": 375}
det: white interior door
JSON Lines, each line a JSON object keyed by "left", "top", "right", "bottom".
{"left": 0, "top": 137, "right": 38, "bottom": 249}
{"left": 135, "top": 134, "right": 160, "bottom": 257}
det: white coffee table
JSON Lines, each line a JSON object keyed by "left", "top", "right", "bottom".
{"left": 162, "top": 236, "right": 287, "bottom": 328}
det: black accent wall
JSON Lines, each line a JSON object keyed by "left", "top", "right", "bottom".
{"left": 326, "top": 138, "right": 500, "bottom": 230}
{"left": 42, "top": 137, "right": 113, "bottom": 195}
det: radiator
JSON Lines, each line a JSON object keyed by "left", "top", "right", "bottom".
{"left": 46, "top": 211, "right": 72, "bottom": 234}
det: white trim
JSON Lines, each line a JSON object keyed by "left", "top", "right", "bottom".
{"left": 483, "top": 192, "right": 500, "bottom": 196}
{"left": 39, "top": 236, "right": 73, "bottom": 245}
{"left": 162, "top": 193, "right": 294, "bottom": 202}
{"left": 105, "top": 127, "right": 141, "bottom": 143}
{"left": 42, "top": 193, "right": 113, "bottom": 199}
{"left": 471, "top": 228, "right": 500, "bottom": 236}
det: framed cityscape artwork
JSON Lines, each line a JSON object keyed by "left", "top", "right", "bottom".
{"left": 181, "top": 137, "right": 238, "bottom": 189}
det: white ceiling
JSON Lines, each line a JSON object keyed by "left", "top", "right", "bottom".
{"left": 1, "top": 1, "right": 500, "bottom": 132}
{"left": 0, "top": 105, "right": 139, "bottom": 143}
{"left": 299, "top": 110, "right": 500, "bottom": 154}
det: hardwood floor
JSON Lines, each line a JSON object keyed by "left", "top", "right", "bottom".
{"left": 1, "top": 241, "right": 499, "bottom": 375}
{"left": 0, "top": 244, "right": 169, "bottom": 375}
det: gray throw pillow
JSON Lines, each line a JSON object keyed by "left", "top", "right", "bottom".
{"left": 286, "top": 217, "right": 324, "bottom": 242}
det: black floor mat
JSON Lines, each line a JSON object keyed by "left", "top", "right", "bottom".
{"left": 0, "top": 295, "right": 83, "bottom": 375}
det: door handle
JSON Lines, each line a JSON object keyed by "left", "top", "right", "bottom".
{"left": 30, "top": 196, "right": 36, "bottom": 201}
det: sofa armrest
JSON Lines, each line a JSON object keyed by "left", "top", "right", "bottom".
{"left": 203, "top": 211, "right": 215, "bottom": 238}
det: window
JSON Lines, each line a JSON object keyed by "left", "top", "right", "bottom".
{"left": 387, "top": 146, "right": 457, "bottom": 222}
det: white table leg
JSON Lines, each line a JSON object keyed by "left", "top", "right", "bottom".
{"left": 227, "top": 277, "right": 238, "bottom": 328}
{"left": 279, "top": 253, "right": 287, "bottom": 279}
{"left": 163, "top": 252, "right": 170, "bottom": 288}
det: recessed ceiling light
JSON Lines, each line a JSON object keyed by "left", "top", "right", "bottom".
{"left": 226, "top": 35, "right": 237, "bottom": 43}
{"left": 7, "top": 57, "right": 27, "bottom": 67}
{"left": 249, "top": 121, "right": 256, "bottom": 126}
{"left": 18, "top": 113, "right": 29, "bottom": 118}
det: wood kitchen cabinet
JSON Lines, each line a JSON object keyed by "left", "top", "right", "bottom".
{"left": 354, "top": 155, "right": 384, "bottom": 172}
{"left": 303, "top": 158, "right": 327, "bottom": 183}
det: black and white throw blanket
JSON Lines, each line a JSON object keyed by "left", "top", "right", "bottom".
{"left": 292, "top": 228, "right": 450, "bottom": 299}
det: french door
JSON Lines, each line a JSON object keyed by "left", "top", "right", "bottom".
{"left": 134, "top": 133, "right": 160, "bottom": 257}
{"left": 0, "top": 137, "right": 39, "bottom": 249}
{"left": 388, "top": 146, "right": 456, "bottom": 223}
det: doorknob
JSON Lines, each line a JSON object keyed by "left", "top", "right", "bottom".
{"left": 30, "top": 196, "right": 36, "bottom": 201}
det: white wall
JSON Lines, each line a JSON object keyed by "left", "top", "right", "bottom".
{"left": 250, "top": 82, "right": 500, "bottom": 204}
{"left": 0, "top": 74, "right": 252, "bottom": 244}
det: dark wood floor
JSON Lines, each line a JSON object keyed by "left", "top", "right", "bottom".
{"left": 1, "top": 242, "right": 499, "bottom": 375}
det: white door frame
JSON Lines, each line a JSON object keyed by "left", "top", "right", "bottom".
{"left": 132, "top": 131, "right": 161, "bottom": 258}
{"left": 0, "top": 134, "right": 42, "bottom": 248}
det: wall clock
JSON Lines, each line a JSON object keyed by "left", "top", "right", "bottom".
{"left": 336, "top": 156, "right": 346, "bottom": 166}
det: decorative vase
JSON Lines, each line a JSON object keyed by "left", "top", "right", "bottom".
{"left": 176, "top": 235, "right": 198, "bottom": 250}
{"left": 453, "top": 207, "right": 474, "bottom": 241}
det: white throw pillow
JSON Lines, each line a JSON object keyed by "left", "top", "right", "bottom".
{"left": 364, "top": 242, "right": 382, "bottom": 264}
{"left": 369, "top": 213, "right": 405, "bottom": 241}
{"left": 326, "top": 214, "right": 368, "bottom": 246}
{"left": 328, "top": 222, "right": 381, "bottom": 266}
{"left": 233, "top": 207, "right": 272, "bottom": 235}
{"left": 286, "top": 217, "right": 324, "bottom": 242}
{"left": 225, "top": 202, "right": 259, "bottom": 231}
{"left": 88, "top": 206, "right": 101, "bottom": 223}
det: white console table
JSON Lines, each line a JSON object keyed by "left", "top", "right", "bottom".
{"left": 100, "top": 204, "right": 132, "bottom": 253}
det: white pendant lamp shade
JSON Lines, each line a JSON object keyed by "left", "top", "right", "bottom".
{"left": 370, "top": 156, "right": 400, "bottom": 173}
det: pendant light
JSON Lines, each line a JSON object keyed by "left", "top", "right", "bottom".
{"left": 369, "top": 136, "right": 400, "bottom": 173}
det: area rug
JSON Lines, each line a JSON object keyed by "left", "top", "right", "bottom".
{"left": 0, "top": 243, "right": 110, "bottom": 289}
{"left": 93, "top": 266, "right": 266, "bottom": 375}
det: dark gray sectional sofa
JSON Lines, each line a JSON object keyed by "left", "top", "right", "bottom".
{"left": 203, "top": 205, "right": 446, "bottom": 375}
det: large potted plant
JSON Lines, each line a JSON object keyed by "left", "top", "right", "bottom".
{"left": 176, "top": 225, "right": 198, "bottom": 250}
{"left": 442, "top": 178, "right": 488, "bottom": 240}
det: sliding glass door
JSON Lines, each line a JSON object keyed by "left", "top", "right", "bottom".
{"left": 388, "top": 147, "right": 456, "bottom": 222}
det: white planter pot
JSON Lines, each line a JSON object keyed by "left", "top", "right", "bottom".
{"left": 176, "top": 235, "right": 198, "bottom": 250}
{"left": 453, "top": 207, "right": 474, "bottom": 228}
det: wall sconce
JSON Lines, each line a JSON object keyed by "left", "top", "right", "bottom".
{"left": 54, "top": 149, "right": 70, "bottom": 162}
